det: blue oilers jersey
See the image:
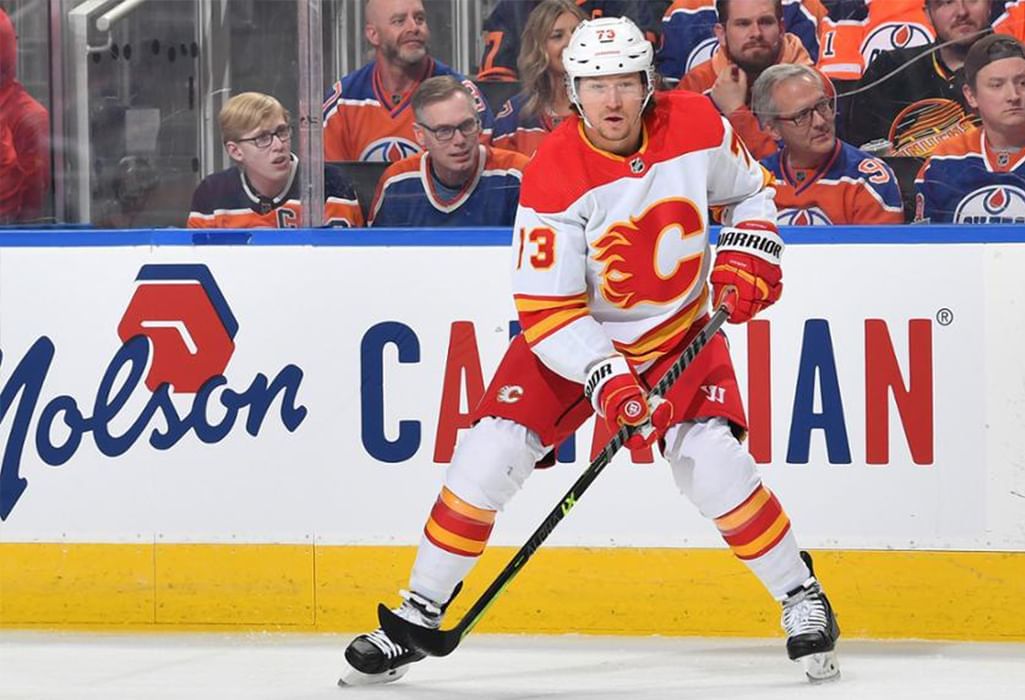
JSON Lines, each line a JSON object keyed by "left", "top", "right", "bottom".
{"left": 761, "top": 140, "right": 904, "bottom": 225}
{"left": 915, "top": 128, "right": 1025, "bottom": 224}
{"left": 370, "top": 145, "right": 528, "bottom": 227}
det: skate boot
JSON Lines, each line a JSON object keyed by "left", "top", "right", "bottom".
{"left": 338, "top": 589, "right": 445, "bottom": 687}
{"left": 781, "top": 551, "right": 840, "bottom": 683}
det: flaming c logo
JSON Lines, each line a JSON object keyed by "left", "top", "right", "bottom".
{"left": 593, "top": 198, "right": 705, "bottom": 308}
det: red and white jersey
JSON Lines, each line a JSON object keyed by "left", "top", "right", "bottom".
{"left": 512, "top": 90, "right": 777, "bottom": 384}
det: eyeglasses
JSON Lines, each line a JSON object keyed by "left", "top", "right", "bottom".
{"left": 417, "top": 117, "right": 481, "bottom": 142}
{"left": 775, "top": 97, "right": 835, "bottom": 128}
{"left": 236, "top": 124, "right": 292, "bottom": 149}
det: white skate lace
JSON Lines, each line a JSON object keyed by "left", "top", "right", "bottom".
{"left": 364, "top": 628, "right": 407, "bottom": 660}
{"left": 782, "top": 581, "right": 828, "bottom": 636}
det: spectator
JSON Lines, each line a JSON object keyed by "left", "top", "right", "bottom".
{"left": 678, "top": 0, "right": 820, "bottom": 159}
{"left": 188, "top": 92, "right": 363, "bottom": 228}
{"left": 491, "top": 0, "right": 586, "bottom": 157}
{"left": 843, "top": 0, "right": 994, "bottom": 156}
{"left": 815, "top": 0, "right": 935, "bottom": 85}
{"left": 752, "top": 64, "right": 904, "bottom": 224}
{"left": 370, "top": 76, "right": 528, "bottom": 227}
{"left": 323, "top": 0, "right": 494, "bottom": 163}
{"left": 0, "top": 8, "right": 50, "bottom": 224}
{"left": 915, "top": 33, "right": 1025, "bottom": 223}
{"left": 478, "top": 1, "right": 670, "bottom": 82}
{"left": 659, "top": 0, "right": 827, "bottom": 86}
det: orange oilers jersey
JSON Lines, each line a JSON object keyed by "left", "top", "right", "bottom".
{"left": 187, "top": 158, "right": 363, "bottom": 228}
{"left": 816, "top": 0, "right": 934, "bottom": 82}
{"left": 322, "top": 57, "right": 494, "bottom": 163}
{"left": 512, "top": 90, "right": 777, "bottom": 384}
{"left": 994, "top": 0, "right": 1025, "bottom": 41}
{"left": 761, "top": 140, "right": 904, "bottom": 225}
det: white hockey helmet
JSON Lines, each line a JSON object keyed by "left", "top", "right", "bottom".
{"left": 563, "top": 16, "right": 655, "bottom": 112}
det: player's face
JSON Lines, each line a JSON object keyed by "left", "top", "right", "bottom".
{"left": 229, "top": 116, "right": 293, "bottom": 186}
{"left": 415, "top": 92, "right": 481, "bottom": 183}
{"left": 926, "top": 0, "right": 990, "bottom": 47}
{"left": 546, "top": 12, "right": 581, "bottom": 76}
{"left": 576, "top": 73, "right": 647, "bottom": 155}
{"left": 766, "top": 77, "right": 836, "bottom": 162}
{"left": 716, "top": 0, "right": 783, "bottom": 74}
{"left": 366, "top": 0, "right": 430, "bottom": 67}
{"left": 964, "top": 57, "right": 1025, "bottom": 132}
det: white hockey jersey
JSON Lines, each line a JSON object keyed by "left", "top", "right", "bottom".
{"left": 513, "top": 90, "right": 778, "bottom": 384}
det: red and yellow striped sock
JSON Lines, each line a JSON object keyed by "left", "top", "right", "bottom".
{"left": 423, "top": 486, "right": 497, "bottom": 557}
{"left": 714, "top": 485, "right": 792, "bottom": 561}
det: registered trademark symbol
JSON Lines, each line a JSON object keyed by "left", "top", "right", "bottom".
{"left": 936, "top": 308, "right": 953, "bottom": 326}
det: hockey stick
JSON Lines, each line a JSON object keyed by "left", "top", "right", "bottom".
{"left": 379, "top": 292, "right": 737, "bottom": 658}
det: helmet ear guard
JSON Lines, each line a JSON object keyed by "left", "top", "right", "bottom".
{"left": 562, "top": 16, "right": 655, "bottom": 123}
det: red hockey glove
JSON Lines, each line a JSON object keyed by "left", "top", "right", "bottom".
{"left": 584, "top": 356, "right": 674, "bottom": 449}
{"left": 711, "top": 223, "right": 784, "bottom": 324}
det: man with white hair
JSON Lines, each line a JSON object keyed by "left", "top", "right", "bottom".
{"left": 339, "top": 16, "right": 840, "bottom": 688}
{"left": 751, "top": 63, "right": 905, "bottom": 224}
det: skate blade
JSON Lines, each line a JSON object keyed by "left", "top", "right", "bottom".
{"left": 337, "top": 659, "right": 411, "bottom": 687}
{"left": 800, "top": 650, "right": 840, "bottom": 684}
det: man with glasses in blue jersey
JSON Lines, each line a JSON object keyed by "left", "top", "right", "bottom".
{"left": 753, "top": 64, "right": 905, "bottom": 224}
{"left": 369, "top": 76, "right": 528, "bottom": 227}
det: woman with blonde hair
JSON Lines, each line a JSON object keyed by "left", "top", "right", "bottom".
{"left": 492, "top": 0, "right": 585, "bottom": 157}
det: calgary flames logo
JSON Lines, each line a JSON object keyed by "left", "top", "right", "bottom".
{"left": 592, "top": 198, "right": 705, "bottom": 308}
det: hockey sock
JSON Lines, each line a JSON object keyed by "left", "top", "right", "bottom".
{"left": 409, "top": 486, "right": 496, "bottom": 604}
{"left": 714, "top": 484, "right": 809, "bottom": 598}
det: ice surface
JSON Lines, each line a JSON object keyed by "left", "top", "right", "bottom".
{"left": 1, "top": 632, "right": 1022, "bottom": 699}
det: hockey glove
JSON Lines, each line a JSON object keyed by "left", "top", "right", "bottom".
{"left": 711, "top": 222, "right": 784, "bottom": 324}
{"left": 584, "top": 355, "right": 673, "bottom": 449}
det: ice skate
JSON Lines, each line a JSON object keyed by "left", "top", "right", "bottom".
{"left": 781, "top": 551, "right": 841, "bottom": 683}
{"left": 338, "top": 590, "right": 444, "bottom": 687}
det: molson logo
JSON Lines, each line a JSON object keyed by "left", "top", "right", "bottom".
{"left": 0, "top": 264, "right": 307, "bottom": 521}
{"left": 954, "top": 184, "right": 1025, "bottom": 223}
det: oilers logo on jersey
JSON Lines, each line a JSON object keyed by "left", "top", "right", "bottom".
{"left": 777, "top": 207, "right": 833, "bottom": 226}
{"left": 860, "top": 22, "right": 932, "bottom": 68}
{"left": 952, "top": 185, "right": 1025, "bottom": 224}
{"left": 359, "top": 138, "right": 421, "bottom": 163}
{"left": 686, "top": 37, "right": 719, "bottom": 75}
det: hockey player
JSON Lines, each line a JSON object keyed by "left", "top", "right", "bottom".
{"left": 915, "top": 33, "right": 1025, "bottom": 223}
{"left": 322, "top": 0, "right": 493, "bottom": 163}
{"left": 370, "top": 77, "right": 529, "bottom": 227}
{"left": 188, "top": 92, "right": 363, "bottom": 228}
{"left": 340, "top": 16, "right": 840, "bottom": 687}
{"left": 752, "top": 64, "right": 905, "bottom": 224}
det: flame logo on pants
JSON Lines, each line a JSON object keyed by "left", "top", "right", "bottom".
{"left": 592, "top": 198, "right": 705, "bottom": 308}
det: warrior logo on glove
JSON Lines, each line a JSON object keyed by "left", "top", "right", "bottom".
{"left": 711, "top": 222, "right": 784, "bottom": 324}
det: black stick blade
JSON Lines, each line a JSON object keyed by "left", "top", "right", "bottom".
{"left": 377, "top": 604, "right": 463, "bottom": 657}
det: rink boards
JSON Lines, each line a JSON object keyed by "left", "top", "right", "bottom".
{"left": 0, "top": 226, "right": 1022, "bottom": 640}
